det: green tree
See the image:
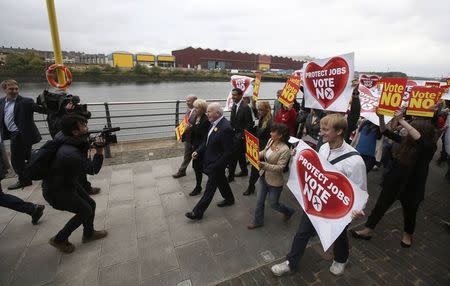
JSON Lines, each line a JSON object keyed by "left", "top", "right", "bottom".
{"left": 2, "top": 52, "right": 45, "bottom": 74}
{"left": 132, "top": 63, "right": 149, "bottom": 75}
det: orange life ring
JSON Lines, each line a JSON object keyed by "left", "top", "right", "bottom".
{"left": 46, "top": 64, "right": 73, "bottom": 89}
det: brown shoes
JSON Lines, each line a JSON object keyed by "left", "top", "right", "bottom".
{"left": 247, "top": 223, "right": 263, "bottom": 230}
{"left": 82, "top": 230, "right": 108, "bottom": 243}
{"left": 88, "top": 187, "right": 101, "bottom": 195}
{"left": 49, "top": 236, "right": 75, "bottom": 253}
{"left": 172, "top": 171, "right": 186, "bottom": 178}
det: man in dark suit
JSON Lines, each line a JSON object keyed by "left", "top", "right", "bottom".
{"left": 185, "top": 102, "right": 235, "bottom": 220}
{"left": 228, "top": 88, "right": 254, "bottom": 182}
{"left": 0, "top": 79, "right": 42, "bottom": 190}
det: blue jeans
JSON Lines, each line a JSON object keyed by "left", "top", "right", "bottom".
{"left": 254, "top": 176, "right": 294, "bottom": 226}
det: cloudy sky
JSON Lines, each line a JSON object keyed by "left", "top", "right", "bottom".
{"left": 1, "top": 0, "right": 449, "bottom": 77}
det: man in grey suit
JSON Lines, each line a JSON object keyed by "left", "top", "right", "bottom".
{"left": 173, "top": 94, "right": 197, "bottom": 178}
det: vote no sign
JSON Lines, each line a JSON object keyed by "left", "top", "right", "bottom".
{"left": 287, "top": 140, "right": 368, "bottom": 251}
{"left": 303, "top": 53, "right": 354, "bottom": 112}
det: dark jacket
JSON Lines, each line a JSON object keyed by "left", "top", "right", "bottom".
{"left": 230, "top": 101, "right": 254, "bottom": 140}
{"left": 190, "top": 114, "right": 210, "bottom": 150}
{"left": 42, "top": 132, "right": 103, "bottom": 195}
{"left": 196, "top": 117, "right": 233, "bottom": 175}
{"left": 0, "top": 95, "right": 42, "bottom": 145}
{"left": 255, "top": 120, "right": 272, "bottom": 150}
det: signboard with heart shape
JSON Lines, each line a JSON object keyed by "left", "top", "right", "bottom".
{"left": 287, "top": 140, "right": 368, "bottom": 251}
{"left": 224, "top": 75, "right": 254, "bottom": 111}
{"left": 359, "top": 74, "right": 380, "bottom": 89}
{"left": 359, "top": 85, "right": 392, "bottom": 126}
{"left": 303, "top": 53, "right": 354, "bottom": 112}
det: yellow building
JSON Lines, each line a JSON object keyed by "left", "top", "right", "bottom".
{"left": 111, "top": 52, "right": 133, "bottom": 68}
{"left": 136, "top": 53, "right": 155, "bottom": 67}
{"left": 157, "top": 55, "right": 175, "bottom": 67}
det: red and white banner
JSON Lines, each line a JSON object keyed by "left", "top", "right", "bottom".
{"left": 359, "top": 74, "right": 380, "bottom": 89}
{"left": 225, "top": 75, "right": 254, "bottom": 111}
{"left": 358, "top": 85, "right": 392, "bottom": 125}
{"left": 303, "top": 53, "right": 354, "bottom": 112}
{"left": 287, "top": 140, "right": 368, "bottom": 251}
{"left": 425, "top": 81, "right": 440, "bottom": 88}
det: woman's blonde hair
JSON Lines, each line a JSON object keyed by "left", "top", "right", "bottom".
{"left": 320, "top": 113, "right": 347, "bottom": 138}
{"left": 257, "top": 100, "right": 272, "bottom": 129}
{"left": 193, "top": 99, "right": 208, "bottom": 115}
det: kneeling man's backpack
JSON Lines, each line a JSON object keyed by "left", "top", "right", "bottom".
{"left": 24, "top": 140, "right": 61, "bottom": 181}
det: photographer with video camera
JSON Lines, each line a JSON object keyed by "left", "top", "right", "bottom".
{"left": 43, "top": 114, "right": 107, "bottom": 253}
{"left": 37, "top": 90, "right": 100, "bottom": 195}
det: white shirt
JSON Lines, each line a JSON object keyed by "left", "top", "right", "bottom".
{"left": 207, "top": 116, "right": 224, "bottom": 144}
{"left": 319, "top": 141, "right": 367, "bottom": 192}
{"left": 233, "top": 98, "right": 243, "bottom": 113}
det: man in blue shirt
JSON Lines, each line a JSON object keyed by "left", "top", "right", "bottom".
{"left": 0, "top": 80, "right": 42, "bottom": 190}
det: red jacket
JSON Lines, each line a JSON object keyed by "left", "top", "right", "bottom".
{"left": 275, "top": 108, "right": 298, "bottom": 136}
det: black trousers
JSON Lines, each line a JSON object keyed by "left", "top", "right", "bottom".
{"left": 44, "top": 186, "right": 96, "bottom": 241}
{"left": 361, "top": 154, "right": 376, "bottom": 173}
{"left": 286, "top": 212, "right": 349, "bottom": 270}
{"left": 79, "top": 173, "right": 92, "bottom": 192}
{"left": 228, "top": 138, "right": 247, "bottom": 177}
{"left": 193, "top": 159, "right": 203, "bottom": 189}
{"left": 10, "top": 132, "right": 32, "bottom": 183}
{"left": 365, "top": 185, "right": 420, "bottom": 235}
{"left": 193, "top": 169, "right": 235, "bottom": 217}
{"left": 0, "top": 188, "right": 35, "bottom": 215}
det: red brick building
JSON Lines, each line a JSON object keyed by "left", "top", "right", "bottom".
{"left": 172, "top": 47, "right": 304, "bottom": 71}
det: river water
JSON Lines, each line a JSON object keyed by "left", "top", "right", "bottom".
{"left": 20, "top": 81, "right": 286, "bottom": 141}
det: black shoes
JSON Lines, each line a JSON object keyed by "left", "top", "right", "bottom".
{"left": 189, "top": 187, "right": 202, "bottom": 196}
{"left": 185, "top": 211, "right": 203, "bottom": 220}
{"left": 243, "top": 186, "right": 255, "bottom": 196}
{"left": 172, "top": 171, "right": 186, "bottom": 179}
{"left": 217, "top": 200, "right": 235, "bottom": 207}
{"left": 8, "top": 181, "right": 32, "bottom": 190}
{"left": 349, "top": 229, "right": 372, "bottom": 240}
{"left": 283, "top": 210, "right": 294, "bottom": 222}
{"left": 31, "top": 204, "right": 45, "bottom": 225}
{"left": 235, "top": 171, "right": 248, "bottom": 177}
{"left": 88, "top": 187, "right": 101, "bottom": 195}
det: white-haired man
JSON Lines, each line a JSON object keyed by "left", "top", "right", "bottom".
{"left": 186, "top": 102, "right": 235, "bottom": 220}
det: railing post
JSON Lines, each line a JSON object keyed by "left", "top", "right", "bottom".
{"left": 104, "top": 102, "right": 112, "bottom": 158}
{"left": 175, "top": 100, "right": 180, "bottom": 127}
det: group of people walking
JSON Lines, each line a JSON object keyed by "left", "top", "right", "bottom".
{"left": 173, "top": 81, "right": 445, "bottom": 276}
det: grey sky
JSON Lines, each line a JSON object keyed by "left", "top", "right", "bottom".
{"left": 1, "top": 0, "right": 449, "bottom": 77}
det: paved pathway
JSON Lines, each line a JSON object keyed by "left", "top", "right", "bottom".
{"left": 0, "top": 154, "right": 449, "bottom": 286}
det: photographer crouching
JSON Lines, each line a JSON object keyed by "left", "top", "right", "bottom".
{"left": 37, "top": 90, "right": 100, "bottom": 195}
{"left": 43, "top": 114, "right": 107, "bottom": 253}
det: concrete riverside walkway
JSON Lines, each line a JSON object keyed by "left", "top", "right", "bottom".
{"left": 0, "top": 153, "right": 449, "bottom": 286}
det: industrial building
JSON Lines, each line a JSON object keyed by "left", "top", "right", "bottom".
{"left": 171, "top": 47, "right": 304, "bottom": 71}
{"left": 136, "top": 53, "right": 156, "bottom": 67}
{"left": 108, "top": 52, "right": 175, "bottom": 68}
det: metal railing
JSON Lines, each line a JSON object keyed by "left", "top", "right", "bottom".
{"left": 32, "top": 97, "right": 278, "bottom": 158}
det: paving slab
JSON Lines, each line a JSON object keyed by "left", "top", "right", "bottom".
{"left": 0, "top": 153, "right": 448, "bottom": 286}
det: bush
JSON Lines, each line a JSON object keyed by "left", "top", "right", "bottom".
{"left": 2, "top": 52, "right": 45, "bottom": 74}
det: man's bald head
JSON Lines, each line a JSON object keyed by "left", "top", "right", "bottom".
{"left": 206, "top": 102, "right": 223, "bottom": 122}
{"left": 186, "top": 94, "right": 197, "bottom": 109}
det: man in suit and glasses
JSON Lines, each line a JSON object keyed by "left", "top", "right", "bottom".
{"left": 185, "top": 102, "right": 235, "bottom": 220}
{"left": 0, "top": 79, "right": 43, "bottom": 190}
{"left": 228, "top": 88, "right": 254, "bottom": 182}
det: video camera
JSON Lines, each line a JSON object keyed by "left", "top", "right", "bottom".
{"left": 88, "top": 126, "right": 121, "bottom": 148}
{"left": 37, "top": 89, "right": 90, "bottom": 119}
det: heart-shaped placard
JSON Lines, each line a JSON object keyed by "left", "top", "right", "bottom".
{"left": 360, "top": 75, "right": 380, "bottom": 89}
{"left": 304, "top": 57, "right": 349, "bottom": 109}
{"left": 231, "top": 77, "right": 251, "bottom": 93}
{"left": 296, "top": 149, "right": 354, "bottom": 219}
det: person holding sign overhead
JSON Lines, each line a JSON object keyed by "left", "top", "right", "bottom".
{"left": 247, "top": 123, "right": 295, "bottom": 229}
{"left": 271, "top": 114, "right": 367, "bottom": 277}
{"left": 350, "top": 108, "right": 438, "bottom": 248}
